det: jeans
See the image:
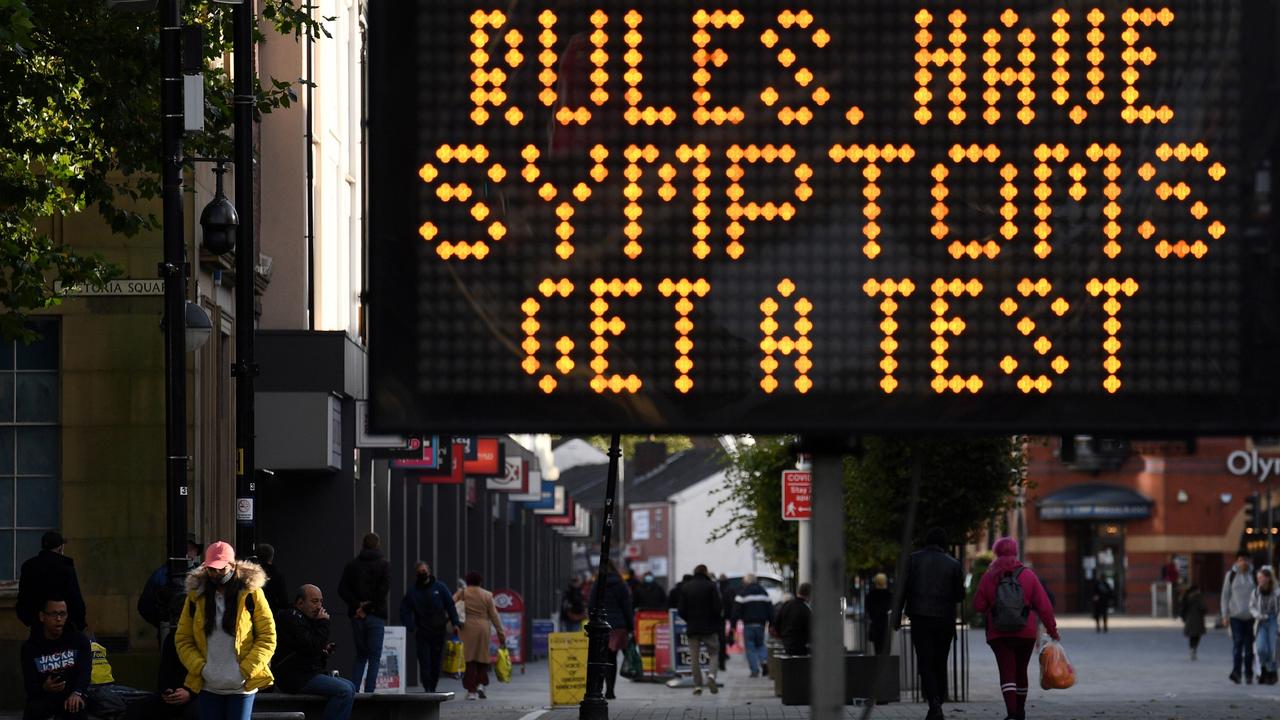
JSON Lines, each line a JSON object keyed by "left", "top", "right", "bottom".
{"left": 352, "top": 615, "right": 387, "bottom": 692}
{"left": 300, "top": 674, "right": 356, "bottom": 720}
{"left": 196, "top": 692, "right": 254, "bottom": 720}
{"left": 415, "top": 632, "right": 446, "bottom": 691}
{"left": 743, "top": 624, "right": 768, "bottom": 674}
{"left": 1231, "top": 617, "right": 1256, "bottom": 678}
{"left": 910, "top": 617, "right": 955, "bottom": 711}
{"left": 1257, "top": 615, "right": 1278, "bottom": 673}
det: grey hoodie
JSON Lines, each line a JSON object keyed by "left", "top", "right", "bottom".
{"left": 1221, "top": 565, "right": 1256, "bottom": 620}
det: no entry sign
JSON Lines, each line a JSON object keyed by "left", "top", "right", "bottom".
{"left": 782, "top": 470, "right": 812, "bottom": 521}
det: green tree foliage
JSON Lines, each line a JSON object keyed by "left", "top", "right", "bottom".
{"left": 0, "top": 0, "right": 326, "bottom": 340}
{"left": 714, "top": 436, "right": 1026, "bottom": 577}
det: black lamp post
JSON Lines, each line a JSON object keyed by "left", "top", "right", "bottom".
{"left": 580, "top": 434, "right": 621, "bottom": 720}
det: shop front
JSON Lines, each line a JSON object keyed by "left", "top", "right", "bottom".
{"left": 1038, "top": 483, "right": 1153, "bottom": 613}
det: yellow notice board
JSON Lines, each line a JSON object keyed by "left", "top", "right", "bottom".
{"left": 548, "top": 631, "right": 589, "bottom": 707}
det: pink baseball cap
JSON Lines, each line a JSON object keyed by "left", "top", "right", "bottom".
{"left": 203, "top": 541, "right": 236, "bottom": 570}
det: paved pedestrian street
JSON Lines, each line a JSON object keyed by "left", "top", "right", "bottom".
{"left": 432, "top": 617, "right": 1280, "bottom": 720}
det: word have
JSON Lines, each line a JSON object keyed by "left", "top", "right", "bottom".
{"left": 519, "top": 276, "right": 1138, "bottom": 397}
{"left": 461, "top": 7, "right": 1180, "bottom": 129}
{"left": 418, "top": 141, "right": 1226, "bottom": 262}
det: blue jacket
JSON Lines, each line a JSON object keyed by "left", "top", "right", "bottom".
{"left": 400, "top": 577, "right": 461, "bottom": 636}
{"left": 733, "top": 582, "right": 773, "bottom": 626}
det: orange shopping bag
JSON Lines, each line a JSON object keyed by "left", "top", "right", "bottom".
{"left": 1039, "top": 638, "right": 1076, "bottom": 690}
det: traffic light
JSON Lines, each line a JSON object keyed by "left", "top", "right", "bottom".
{"left": 1245, "top": 493, "right": 1261, "bottom": 534}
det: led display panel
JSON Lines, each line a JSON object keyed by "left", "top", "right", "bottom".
{"left": 369, "top": 1, "right": 1280, "bottom": 434}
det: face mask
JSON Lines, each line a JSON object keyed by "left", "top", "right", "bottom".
{"left": 215, "top": 567, "right": 234, "bottom": 585}
{"left": 644, "top": 575, "right": 654, "bottom": 583}
{"left": 417, "top": 572, "right": 430, "bottom": 583}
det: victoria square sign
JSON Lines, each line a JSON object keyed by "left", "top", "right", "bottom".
{"left": 368, "top": 1, "right": 1280, "bottom": 435}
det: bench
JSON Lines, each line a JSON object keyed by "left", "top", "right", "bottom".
{"left": 254, "top": 692, "right": 453, "bottom": 720}
{"left": 776, "top": 654, "right": 900, "bottom": 706}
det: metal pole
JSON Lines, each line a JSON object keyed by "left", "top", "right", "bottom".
{"left": 160, "top": 0, "right": 189, "bottom": 585}
{"left": 580, "top": 433, "right": 621, "bottom": 720}
{"left": 810, "top": 446, "right": 846, "bottom": 720}
{"left": 232, "top": 0, "right": 258, "bottom": 554}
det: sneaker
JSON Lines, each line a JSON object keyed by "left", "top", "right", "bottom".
{"left": 477, "top": 687, "right": 487, "bottom": 699}
{"left": 605, "top": 691, "right": 617, "bottom": 700}
{"left": 708, "top": 678, "right": 719, "bottom": 694}
{"left": 466, "top": 693, "right": 478, "bottom": 701}
{"left": 693, "top": 687, "right": 703, "bottom": 696}
{"left": 749, "top": 671, "right": 759, "bottom": 678}
{"left": 1230, "top": 672, "right": 1241, "bottom": 684}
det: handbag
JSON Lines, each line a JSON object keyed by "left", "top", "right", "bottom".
{"left": 443, "top": 638, "right": 466, "bottom": 674}
{"left": 495, "top": 647, "right": 513, "bottom": 683}
{"left": 620, "top": 640, "right": 643, "bottom": 679}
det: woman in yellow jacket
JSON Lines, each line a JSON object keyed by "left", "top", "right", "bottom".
{"left": 175, "top": 541, "right": 276, "bottom": 720}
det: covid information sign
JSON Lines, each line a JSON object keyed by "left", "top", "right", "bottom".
{"left": 369, "top": 1, "right": 1280, "bottom": 435}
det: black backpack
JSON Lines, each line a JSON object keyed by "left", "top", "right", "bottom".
{"left": 991, "top": 568, "right": 1029, "bottom": 632}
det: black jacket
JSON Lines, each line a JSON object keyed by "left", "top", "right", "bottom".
{"left": 560, "top": 585, "right": 586, "bottom": 624}
{"left": 677, "top": 573, "right": 722, "bottom": 636}
{"left": 897, "top": 545, "right": 964, "bottom": 621}
{"left": 733, "top": 582, "right": 773, "bottom": 626}
{"left": 720, "top": 582, "right": 738, "bottom": 622}
{"left": 260, "top": 562, "right": 289, "bottom": 615}
{"left": 338, "top": 549, "right": 391, "bottom": 619}
{"left": 633, "top": 581, "right": 667, "bottom": 609}
{"left": 21, "top": 626, "right": 92, "bottom": 701}
{"left": 272, "top": 608, "right": 332, "bottom": 693}
{"left": 866, "top": 587, "right": 892, "bottom": 635}
{"left": 774, "top": 597, "right": 811, "bottom": 655}
{"left": 667, "top": 583, "right": 683, "bottom": 610}
{"left": 17, "top": 550, "right": 87, "bottom": 632}
{"left": 158, "top": 631, "right": 190, "bottom": 693}
{"left": 595, "top": 572, "right": 634, "bottom": 631}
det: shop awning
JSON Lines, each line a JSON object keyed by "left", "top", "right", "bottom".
{"left": 1036, "top": 483, "right": 1154, "bottom": 521}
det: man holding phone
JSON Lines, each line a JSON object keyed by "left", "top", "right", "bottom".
{"left": 21, "top": 596, "right": 91, "bottom": 719}
{"left": 274, "top": 584, "right": 355, "bottom": 720}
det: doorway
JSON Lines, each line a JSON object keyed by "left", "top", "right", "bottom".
{"left": 1074, "top": 521, "right": 1127, "bottom": 613}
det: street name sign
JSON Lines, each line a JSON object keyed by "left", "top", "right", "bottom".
{"left": 55, "top": 279, "right": 163, "bottom": 297}
{"left": 369, "top": 1, "right": 1280, "bottom": 434}
{"left": 782, "top": 469, "right": 812, "bottom": 521}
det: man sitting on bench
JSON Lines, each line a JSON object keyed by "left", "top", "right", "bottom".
{"left": 273, "top": 585, "right": 355, "bottom": 720}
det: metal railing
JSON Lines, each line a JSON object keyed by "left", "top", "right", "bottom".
{"left": 892, "top": 619, "right": 971, "bottom": 703}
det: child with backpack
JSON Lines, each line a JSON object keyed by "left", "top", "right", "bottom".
{"left": 973, "top": 538, "right": 1060, "bottom": 720}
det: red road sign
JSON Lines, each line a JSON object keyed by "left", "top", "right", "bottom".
{"left": 782, "top": 470, "right": 812, "bottom": 521}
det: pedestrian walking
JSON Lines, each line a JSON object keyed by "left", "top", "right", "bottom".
{"left": 453, "top": 571, "right": 506, "bottom": 701}
{"left": 590, "top": 560, "right": 633, "bottom": 699}
{"left": 1221, "top": 551, "right": 1257, "bottom": 684}
{"left": 559, "top": 576, "right": 586, "bottom": 631}
{"left": 973, "top": 537, "right": 1059, "bottom": 720}
{"left": 16, "top": 531, "right": 88, "bottom": 634}
{"left": 667, "top": 574, "right": 692, "bottom": 609}
{"left": 774, "top": 583, "right": 811, "bottom": 655}
{"left": 1090, "top": 576, "right": 1114, "bottom": 633}
{"left": 21, "top": 596, "right": 91, "bottom": 720}
{"left": 732, "top": 574, "right": 772, "bottom": 678}
{"left": 337, "top": 532, "right": 391, "bottom": 693}
{"left": 1178, "top": 583, "right": 1207, "bottom": 661}
{"left": 677, "top": 564, "right": 722, "bottom": 695}
{"left": 632, "top": 572, "right": 667, "bottom": 610}
{"left": 1251, "top": 567, "right": 1279, "bottom": 685}
{"left": 866, "top": 573, "right": 892, "bottom": 656}
{"left": 174, "top": 541, "right": 277, "bottom": 720}
{"left": 273, "top": 584, "right": 354, "bottom": 720}
{"left": 399, "top": 562, "right": 461, "bottom": 692}
{"left": 717, "top": 573, "right": 735, "bottom": 671}
{"left": 253, "top": 544, "right": 289, "bottom": 617}
{"left": 893, "top": 528, "right": 965, "bottom": 720}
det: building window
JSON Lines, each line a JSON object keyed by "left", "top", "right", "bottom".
{"left": 0, "top": 318, "right": 60, "bottom": 581}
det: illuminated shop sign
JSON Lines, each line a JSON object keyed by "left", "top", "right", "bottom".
{"left": 369, "top": 1, "right": 1280, "bottom": 434}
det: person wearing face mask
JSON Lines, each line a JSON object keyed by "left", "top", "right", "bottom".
{"left": 632, "top": 573, "right": 667, "bottom": 610}
{"left": 174, "top": 541, "right": 276, "bottom": 720}
{"left": 399, "top": 562, "right": 461, "bottom": 692}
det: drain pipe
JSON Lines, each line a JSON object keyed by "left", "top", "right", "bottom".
{"left": 305, "top": 1, "right": 316, "bottom": 330}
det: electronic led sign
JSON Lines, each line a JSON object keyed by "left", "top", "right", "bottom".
{"left": 369, "top": 1, "right": 1280, "bottom": 434}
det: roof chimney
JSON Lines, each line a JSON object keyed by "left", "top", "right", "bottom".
{"left": 633, "top": 440, "right": 668, "bottom": 477}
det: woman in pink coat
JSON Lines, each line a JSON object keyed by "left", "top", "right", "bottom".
{"left": 973, "top": 538, "right": 1060, "bottom": 720}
